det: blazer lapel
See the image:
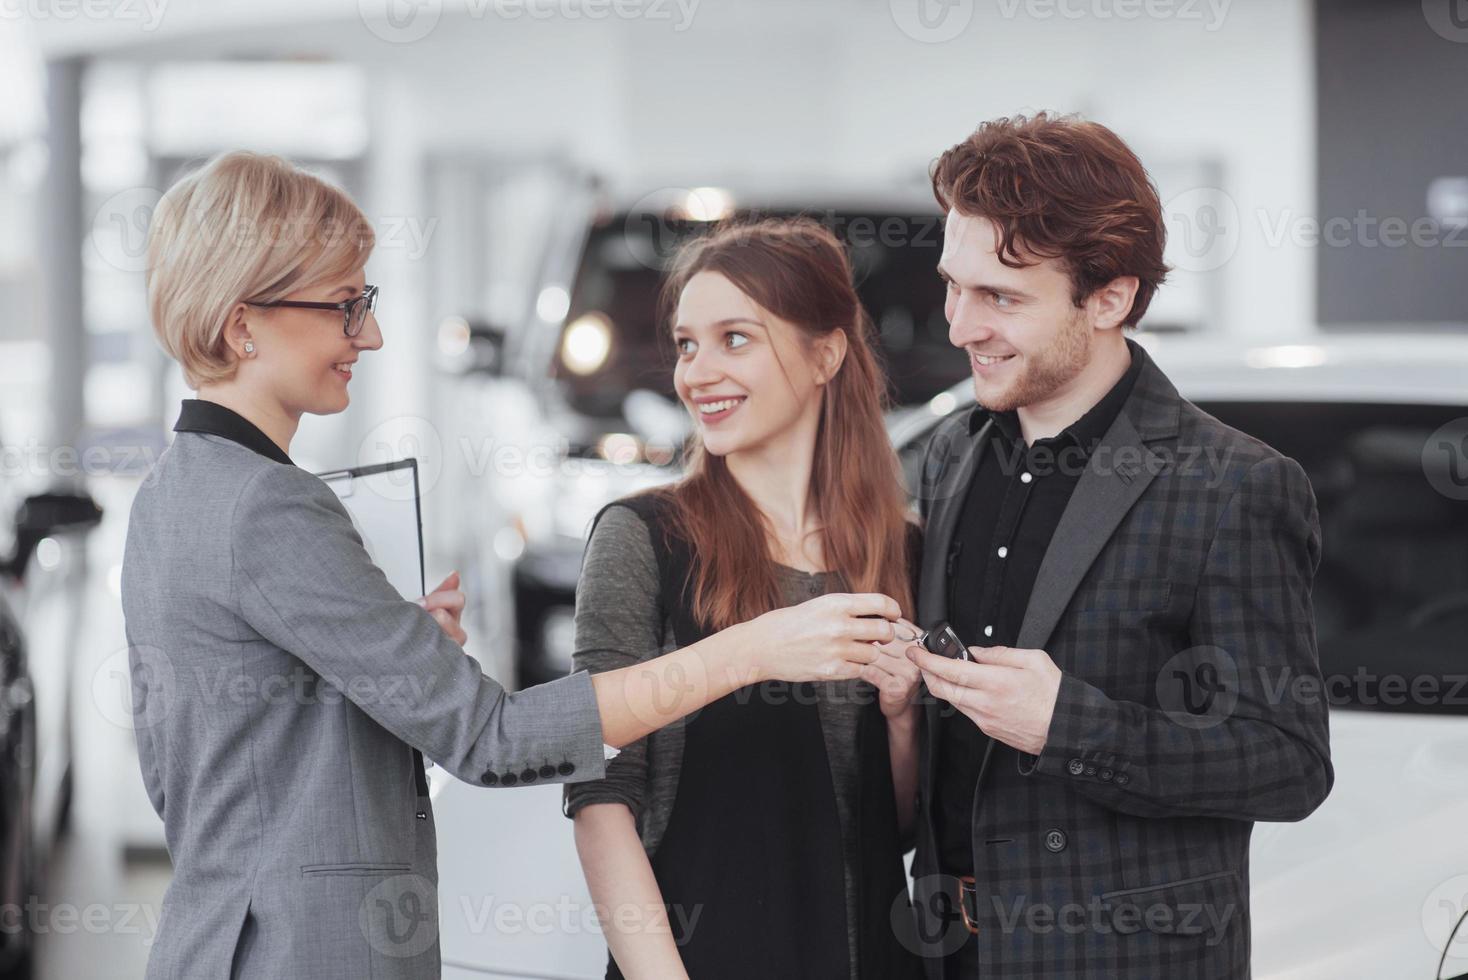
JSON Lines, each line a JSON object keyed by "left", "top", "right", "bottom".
{"left": 918, "top": 414, "right": 992, "bottom": 816}
{"left": 1016, "top": 352, "right": 1181, "bottom": 652}
{"left": 918, "top": 415, "right": 994, "bottom": 625}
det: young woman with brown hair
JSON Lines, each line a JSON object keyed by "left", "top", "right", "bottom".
{"left": 566, "top": 218, "right": 925, "bottom": 979}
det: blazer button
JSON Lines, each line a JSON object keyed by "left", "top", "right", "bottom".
{"left": 539, "top": 764, "right": 557, "bottom": 780}
{"left": 1099, "top": 768, "right": 1114, "bottom": 782}
{"left": 1115, "top": 772, "right": 1131, "bottom": 786}
{"left": 558, "top": 762, "right": 576, "bottom": 776}
{"left": 1067, "top": 759, "right": 1084, "bottom": 776}
{"left": 520, "top": 768, "right": 538, "bottom": 783}
{"left": 501, "top": 772, "right": 519, "bottom": 786}
{"left": 480, "top": 771, "right": 499, "bottom": 786}
{"left": 1044, "top": 829, "right": 1068, "bottom": 853}
{"left": 1083, "top": 764, "right": 1097, "bottom": 777}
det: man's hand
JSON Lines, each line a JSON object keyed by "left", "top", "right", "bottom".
{"left": 906, "top": 644, "right": 1062, "bottom": 756}
{"left": 418, "top": 571, "right": 467, "bottom": 646}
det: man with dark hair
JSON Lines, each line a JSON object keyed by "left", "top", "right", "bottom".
{"left": 904, "top": 112, "right": 1333, "bottom": 978}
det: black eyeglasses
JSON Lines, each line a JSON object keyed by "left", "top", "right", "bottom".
{"left": 249, "top": 284, "right": 379, "bottom": 337}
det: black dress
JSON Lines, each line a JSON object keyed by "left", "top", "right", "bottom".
{"left": 599, "top": 493, "right": 924, "bottom": 980}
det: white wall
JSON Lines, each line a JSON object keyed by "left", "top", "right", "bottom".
{"left": 21, "top": 0, "right": 1321, "bottom": 450}
{"left": 79, "top": 0, "right": 1313, "bottom": 342}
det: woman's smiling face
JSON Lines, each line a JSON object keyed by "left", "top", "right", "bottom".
{"left": 671, "top": 271, "right": 830, "bottom": 458}
{"left": 243, "top": 268, "right": 382, "bottom": 418}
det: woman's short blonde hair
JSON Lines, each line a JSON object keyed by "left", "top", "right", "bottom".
{"left": 145, "top": 151, "right": 375, "bottom": 388}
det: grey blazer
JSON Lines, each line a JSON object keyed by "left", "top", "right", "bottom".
{"left": 121, "top": 400, "right": 608, "bottom": 980}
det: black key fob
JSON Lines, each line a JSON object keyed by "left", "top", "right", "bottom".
{"left": 920, "top": 621, "right": 970, "bottom": 661}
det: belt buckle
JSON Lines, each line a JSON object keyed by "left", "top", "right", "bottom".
{"left": 956, "top": 875, "right": 979, "bottom": 935}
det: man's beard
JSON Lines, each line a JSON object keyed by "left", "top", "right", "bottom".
{"left": 974, "top": 307, "right": 1092, "bottom": 413}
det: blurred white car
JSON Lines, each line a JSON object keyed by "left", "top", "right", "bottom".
{"left": 433, "top": 333, "right": 1468, "bottom": 979}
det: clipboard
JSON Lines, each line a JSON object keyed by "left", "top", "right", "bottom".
{"left": 315, "top": 458, "right": 426, "bottom": 600}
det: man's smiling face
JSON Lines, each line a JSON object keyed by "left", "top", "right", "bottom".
{"left": 939, "top": 208, "right": 1095, "bottom": 413}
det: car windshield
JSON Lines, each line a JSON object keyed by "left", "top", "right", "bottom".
{"left": 555, "top": 209, "right": 973, "bottom": 425}
{"left": 899, "top": 399, "right": 1468, "bottom": 716}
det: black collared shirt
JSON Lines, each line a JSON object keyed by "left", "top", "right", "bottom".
{"left": 934, "top": 344, "right": 1143, "bottom": 875}
{"left": 173, "top": 399, "right": 294, "bottom": 466}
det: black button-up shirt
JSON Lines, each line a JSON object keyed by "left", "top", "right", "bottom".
{"left": 934, "top": 348, "right": 1142, "bottom": 874}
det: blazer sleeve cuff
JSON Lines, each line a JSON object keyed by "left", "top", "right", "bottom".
{"left": 1017, "top": 672, "right": 1138, "bottom": 789}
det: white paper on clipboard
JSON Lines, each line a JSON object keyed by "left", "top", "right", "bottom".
{"left": 315, "top": 458, "right": 426, "bottom": 600}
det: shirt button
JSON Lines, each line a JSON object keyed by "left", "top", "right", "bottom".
{"left": 1044, "top": 829, "right": 1068, "bottom": 853}
{"left": 997, "top": 546, "right": 1008, "bottom": 558}
{"left": 983, "top": 625, "right": 994, "bottom": 637}
{"left": 1020, "top": 472, "right": 1033, "bottom": 484}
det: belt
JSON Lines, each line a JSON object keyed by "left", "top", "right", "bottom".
{"left": 956, "top": 875, "right": 979, "bottom": 935}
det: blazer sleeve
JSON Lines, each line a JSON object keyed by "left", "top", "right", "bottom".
{"left": 1019, "top": 455, "right": 1334, "bottom": 822}
{"left": 230, "top": 463, "right": 608, "bottom": 787}
{"left": 563, "top": 504, "right": 663, "bottom": 821}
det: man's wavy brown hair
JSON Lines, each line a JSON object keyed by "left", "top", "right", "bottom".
{"left": 931, "top": 112, "right": 1169, "bottom": 327}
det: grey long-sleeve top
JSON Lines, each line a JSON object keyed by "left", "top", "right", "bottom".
{"left": 563, "top": 503, "right": 876, "bottom": 975}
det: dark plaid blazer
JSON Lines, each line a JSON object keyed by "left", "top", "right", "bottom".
{"left": 909, "top": 342, "right": 1333, "bottom": 979}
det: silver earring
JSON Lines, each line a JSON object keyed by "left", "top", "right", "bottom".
{"left": 243, "top": 341, "right": 255, "bottom": 355}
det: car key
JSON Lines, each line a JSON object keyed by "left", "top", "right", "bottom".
{"left": 899, "top": 620, "right": 971, "bottom": 662}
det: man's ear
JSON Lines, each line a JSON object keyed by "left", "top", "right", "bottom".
{"left": 815, "top": 328, "right": 850, "bottom": 385}
{"left": 1089, "top": 275, "right": 1140, "bottom": 332}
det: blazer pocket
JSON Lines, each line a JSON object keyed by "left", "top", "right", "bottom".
{"left": 300, "top": 862, "right": 412, "bottom": 878}
{"left": 1098, "top": 869, "right": 1241, "bottom": 937}
{"left": 1071, "top": 579, "right": 1173, "bottom": 614}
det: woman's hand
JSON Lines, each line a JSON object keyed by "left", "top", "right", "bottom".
{"left": 861, "top": 616, "right": 925, "bottom": 721}
{"left": 418, "top": 571, "right": 467, "bottom": 646}
{"left": 739, "top": 592, "right": 901, "bottom": 685}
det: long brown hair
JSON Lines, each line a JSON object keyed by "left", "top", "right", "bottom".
{"left": 648, "top": 217, "right": 913, "bottom": 632}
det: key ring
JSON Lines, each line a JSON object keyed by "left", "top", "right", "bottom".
{"left": 894, "top": 623, "right": 927, "bottom": 645}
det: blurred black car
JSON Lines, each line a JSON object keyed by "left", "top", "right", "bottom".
{"left": 0, "top": 490, "right": 103, "bottom": 980}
